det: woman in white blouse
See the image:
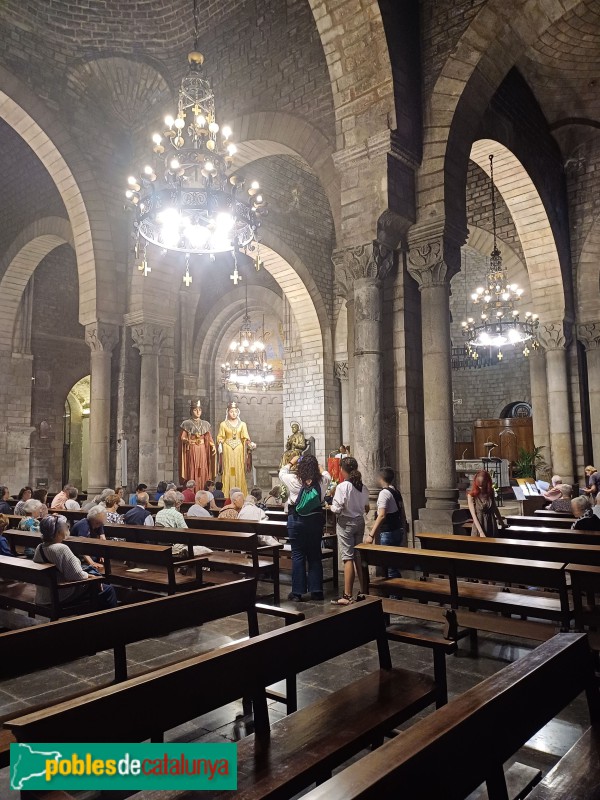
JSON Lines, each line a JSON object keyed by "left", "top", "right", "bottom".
{"left": 329, "top": 457, "right": 370, "bottom": 605}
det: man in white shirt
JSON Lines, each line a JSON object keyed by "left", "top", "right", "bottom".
{"left": 187, "top": 490, "right": 212, "bottom": 518}
{"left": 238, "top": 495, "right": 268, "bottom": 521}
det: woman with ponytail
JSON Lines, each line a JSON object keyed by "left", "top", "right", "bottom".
{"left": 329, "top": 457, "right": 370, "bottom": 605}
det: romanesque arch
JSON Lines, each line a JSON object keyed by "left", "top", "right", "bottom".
{"left": 577, "top": 214, "right": 600, "bottom": 323}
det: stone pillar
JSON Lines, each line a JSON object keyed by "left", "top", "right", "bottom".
{"left": 539, "top": 321, "right": 574, "bottom": 484}
{"left": 408, "top": 223, "right": 469, "bottom": 532}
{"left": 346, "top": 300, "right": 356, "bottom": 448}
{"left": 334, "top": 361, "right": 350, "bottom": 445}
{"left": 529, "top": 347, "right": 551, "bottom": 457}
{"left": 85, "top": 323, "right": 118, "bottom": 494}
{"left": 579, "top": 323, "right": 600, "bottom": 464}
{"left": 131, "top": 323, "right": 166, "bottom": 491}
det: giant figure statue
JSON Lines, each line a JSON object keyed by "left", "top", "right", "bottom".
{"left": 280, "top": 421, "right": 308, "bottom": 467}
{"left": 179, "top": 400, "right": 216, "bottom": 490}
{"left": 217, "top": 402, "right": 254, "bottom": 495}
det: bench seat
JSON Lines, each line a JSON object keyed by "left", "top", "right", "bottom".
{"left": 528, "top": 725, "right": 600, "bottom": 799}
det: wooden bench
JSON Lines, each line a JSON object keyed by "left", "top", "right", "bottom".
{"left": 5, "top": 599, "right": 443, "bottom": 800}
{"left": 506, "top": 515, "right": 575, "bottom": 530}
{"left": 500, "top": 525, "right": 600, "bottom": 545}
{"left": 104, "top": 523, "right": 283, "bottom": 604}
{"left": 567, "top": 563, "right": 600, "bottom": 648}
{"left": 5, "top": 530, "right": 207, "bottom": 596}
{"left": 184, "top": 514, "right": 287, "bottom": 536}
{"left": 534, "top": 508, "right": 574, "bottom": 518}
{"left": 301, "top": 632, "right": 600, "bottom": 800}
{"left": 0, "top": 579, "right": 303, "bottom": 769}
{"left": 356, "top": 544, "right": 572, "bottom": 642}
{"left": 0, "top": 554, "right": 101, "bottom": 621}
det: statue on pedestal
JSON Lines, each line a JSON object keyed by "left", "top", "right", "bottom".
{"left": 280, "top": 421, "right": 309, "bottom": 467}
{"left": 217, "top": 402, "right": 255, "bottom": 495}
{"left": 179, "top": 400, "right": 216, "bottom": 490}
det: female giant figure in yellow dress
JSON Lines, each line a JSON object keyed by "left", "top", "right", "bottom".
{"left": 217, "top": 402, "right": 255, "bottom": 495}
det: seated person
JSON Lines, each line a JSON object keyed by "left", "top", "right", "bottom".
{"left": 33, "top": 515, "right": 117, "bottom": 609}
{"left": 223, "top": 487, "right": 242, "bottom": 508}
{"left": 155, "top": 490, "right": 187, "bottom": 529}
{"left": 154, "top": 481, "right": 167, "bottom": 504}
{"left": 32, "top": 489, "right": 49, "bottom": 518}
{"left": 104, "top": 493, "right": 124, "bottom": 524}
{"left": 187, "top": 490, "right": 212, "bottom": 518}
{"left": 542, "top": 474, "right": 563, "bottom": 502}
{"left": 182, "top": 481, "right": 196, "bottom": 503}
{"left": 17, "top": 499, "right": 44, "bottom": 532}
{"left": 0, "top": 486, "right": 11, "bottom": 515}
{"left": 213, "top": 481, "right": 225, "bottom": 501}
{"left": 265, "top": 486, "right": 282, "bottom": 507}
{"left": 250, "top": 486, "right": 267, "bottom": 510}
{"left": 0, "top": 514, "right": 12, "bottom": 556}
{"left": 547, "top": 484, "right": 573, "bottom": 514}
{"left": 218, "top": 492, "right": 244, "bottom": 519}
{"left": 72, "top": 505, "right": 107, "bottom": 573}
{"left": 50, "top": 484, "right": 72, "bottom": 510}
{"left": 128, "top": 483, "right": 148, "bottom": 506}
{"left": 239, "top": 494, "right": 268, "bottom": 521}
{"left": 571, "top": 496, "right": 600, "bottom": 530}
{"left": 123, "top": 492, "right": 154, "bottom": 526}
{"left": 115, "top": 486, "right": 127, "bottom": 507}
{"left": 14, "top": 486, "right": 33, "bottom": 516}
{"left": 157, "top": 483, "right": 177, "bottom": 507}
{"left": 65, "top": 486, "right": 81, "bottom": 510}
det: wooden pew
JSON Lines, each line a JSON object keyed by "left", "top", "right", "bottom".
{"left": 184, "top": 514, "right": 287, "bottom": 535}
{"left": 567, "top": 563, "right": 600, "bottom": 650}
{"left": 0, "top": 579, "right": 304, "bottom": 769}
{"left": 506, "top": 514, "right": 575, "bottom": 529}
{"left": 301, "top": 632, "right": 599, "bottom": 800}
{"left": 418, "top": 532, "right": 600, "bottom": 568}
{"left": 356, "top": 544, "right": 572, "bottom": 642}
{"left": 104, "top": 523, "right": 282, "bottom": 604}
{"left": 534, "top": 508, "right": 574, "bottom": 518}
{"left": 0, "top": 554, "right": 101, "bottom": 621}
{"left": 500, "top": 525, "right": 600, "bottom": 545}
{"left": 5, "top": 531, "right": 207, "bottom": 596}
{"left": 5, "top": 600, "right": 443, "bottom": 800}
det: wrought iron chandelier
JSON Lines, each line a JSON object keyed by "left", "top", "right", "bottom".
{"left": 461, "top": 154, "right": 539, "bottom": 361}
{"left": 221, "top": 287, "right": 274, "bottom": 391}
{"left": 125, "top": 0, "right": 266, "bottom": 286}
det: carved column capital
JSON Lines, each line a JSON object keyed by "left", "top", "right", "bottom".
{"left": 407, "top": 219, "right": 467, "bottom": 290}
{"left": 85, "top": 322, "right": 119, "bottom": 354}
{"left": 578, "top": 322, "right": 600, "bottom": 350}
{"left": 334, "top": 360, "right": 349, "bottom": 381}
{"left": 538, "top": 320, "right": 572, "bottom": 351}
{"left": 131, "top": 322, "right": 166, "bottom": 356}
{"left": 333, "top": 250, "right": 351, "bottom": 301}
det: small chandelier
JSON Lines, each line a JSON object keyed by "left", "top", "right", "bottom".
{"left": 125, "top": 0, "right": 266, "bottom": 285}
{"left": 221, "top": 289, "right": 274, "bottom": 391}
{"left": 461, "top": 154, "right": 539, "bottom": 361}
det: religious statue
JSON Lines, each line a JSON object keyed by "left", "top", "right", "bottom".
{"left": 280, "top": 421, "right": 308, "bottom": 467}
{"left": 216, "top": 402, "right": 255, "bottom": 495}
{"left": 179, "top": 400, "right": 216, "bottom": 490}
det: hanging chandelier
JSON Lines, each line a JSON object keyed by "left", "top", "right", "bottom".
{"left": 461, "top": 154, "right": 539, "bottom": 361}
{"left": 124, "top": 0, "right": 266, "bottom": 286}
{"left": 221, "top": 289, "right": 274, "bottom": 391}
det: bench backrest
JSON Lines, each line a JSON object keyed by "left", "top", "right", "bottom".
{"left": 500, "top": 526, "right": 600, "bottom": 544}
{"left": 184, "top": 516, "right": 286, "bottom": 534}
{"left": 0, "top": 554, "right": 57, "bottom": 587}
{"left": 506, "top": 515, "right": 574, "bottom": 530}
{"left": 5, "top": 598, "right": 390, "bottom": 744}
{"left": 105, "top": 523, "right": 259, "bottom": 554}
{"left": 0, "top": 579, "right": 259, "bottom": 681}
{"left": 418, "top": 533, "right": 600, "bottom": 567}
{"left": 301, "top": 633, "right": 598, "bottom": 800}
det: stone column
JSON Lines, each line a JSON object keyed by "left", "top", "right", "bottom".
{"left": 579, "top": 323, "right": 600, "bottom": 464}
{"left": 334, "top": 360, "right": 350, "bottom": 445}
{"left": 85, "top": 323, "right": 118, "bottom": 494}
{"left": 539, "top": 321, "right": 574, "bottom": 484}
{"left": 131, "top": 323, "right": 166, "bottom": 491}
{"left": 529, "top": 346, "right": 551, "bottom": 457}
{"left": 408, "top": 223, "right": 468, "bottom": 532}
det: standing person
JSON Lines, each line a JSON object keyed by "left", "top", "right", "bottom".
{"left": 279, "top": 454, "right": 330, "bottom": 602}
{"left": 467, "top": 470, "right": 505, "bottom": 537}
{"left": 365, "top": 468, "right": 408, "bottom": 579}
{"left": 328, "top": 458, "right": 370, "bottom": 605}
{"left": 14, "top": 487, "right": 33, "bottom": 516}
{"left": 583, "top": 466, "right": 600, "bottom": 498}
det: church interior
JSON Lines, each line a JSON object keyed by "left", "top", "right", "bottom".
{"left": 1, "top": 0, "right": 600, "bottom": 797}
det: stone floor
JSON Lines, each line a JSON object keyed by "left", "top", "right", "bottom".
{"left": 0, "top": 577, "right": 591, "bottom": 798}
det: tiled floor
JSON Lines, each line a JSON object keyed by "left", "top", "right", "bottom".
{"left": 0, "top": 579, "right": 591, "bottom": 798}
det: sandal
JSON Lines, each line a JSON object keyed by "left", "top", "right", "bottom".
{"left": 331, "top": 594, "right": 354, "bottom": 606}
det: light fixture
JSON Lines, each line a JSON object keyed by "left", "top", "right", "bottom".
{"left": 221, "top": 287, "right": 274, "bottom": 391}
{"left": 462, "top": 154, "right": 539, "bottom": 360}
{"left": 125, "top": 0, "right": 267, "bottom": 285}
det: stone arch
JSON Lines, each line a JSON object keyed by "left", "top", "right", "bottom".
{"left": 418, "top": 0, "right": 583, "bottom": 226}
{"left": 0, "top": 217, "right": 74, "bottom": 350}
{"left": 230, "top": 111, "right": 341, "bottom": 240}
{"left": 0, "top": 64, "right": 118, "bottom": 326}
{"left": 307, "top": 0, "right": 395, "bottom": 148}
{"left": 469, "top": 140, "right": 565, "bottom": 320}
{"left": 577, "top": 214, "right": 600, "bottom": 323}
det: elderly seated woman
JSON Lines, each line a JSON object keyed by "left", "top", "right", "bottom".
{"left": 547, "top": 484, "right": 573, "bottom": 514}
{"left": 155, "top": 490, "right": 187, "bottom": 529}
{"left": 187, "top": 490, "right": 212, "bottom": 518}
{"left": 17, "top": 499, "right": 45, "bottom": 532}
{"left": 265, "top": 485, "right": 282, "bottom": 507}
{"left": 33, "top": 515, "right": 117, "bottom": 609}
{"left": 218, "top": 492, "right": 244, "bottom": 519}
{"left": 571, "top": 496, "right": 600, "bottom": 531}
{"left": 0, "top": 514, "right": 12, "bottom": 556}
{"left": 14, "top": 486, "right": 33, "bottom": 516}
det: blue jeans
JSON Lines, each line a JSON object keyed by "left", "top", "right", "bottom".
{"left": 287, "top": 511, "right": 324, "bottom": 595}
{"left": 380, "top": 528, "right": 406, "bottom": 579}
